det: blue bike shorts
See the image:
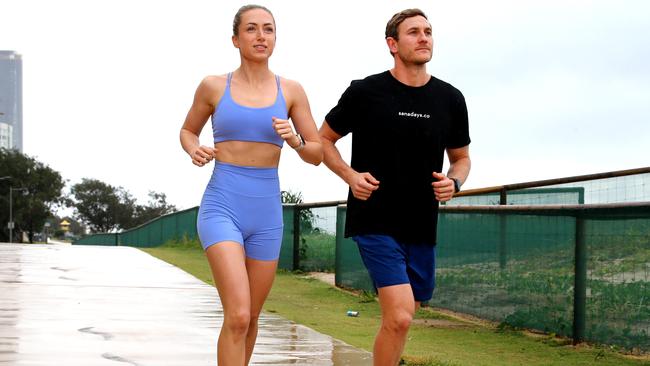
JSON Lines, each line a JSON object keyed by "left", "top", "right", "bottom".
{"left": 197, "top": 161, "right": 283, "bottom": 261}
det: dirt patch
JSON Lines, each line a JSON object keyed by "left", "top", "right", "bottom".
{"left": 307, "top": 272, "right": 335, "bottom": 286}
{"left": 426, "top": 306, "right": 499, "bottom": 328}
{"left": 412, "top": 318, "right": 474, "bottom": 329}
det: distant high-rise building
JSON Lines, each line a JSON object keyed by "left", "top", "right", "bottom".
{"left": 0, "top": 51, "right": 23, "bottom": 152}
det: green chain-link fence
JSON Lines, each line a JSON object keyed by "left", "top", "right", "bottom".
{"left": 431, "top": 204, "right": 650, "bottom": 350}
{"left": 73, "top": 167, "right": 650, "bottom": 350}
{"left": 73, "top": 232, "right": 118, "bottom": 246}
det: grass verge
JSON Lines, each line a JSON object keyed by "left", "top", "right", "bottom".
{"left": 141, "top": 244, "right": 650, "bottom": 366}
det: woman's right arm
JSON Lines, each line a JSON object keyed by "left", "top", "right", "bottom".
{"left": 180, "top": 76, "right": 221, "bottom": 167}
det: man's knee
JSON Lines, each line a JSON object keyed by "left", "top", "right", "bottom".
{"left": 382, "top": 310, "right": 413, "bottom": 334}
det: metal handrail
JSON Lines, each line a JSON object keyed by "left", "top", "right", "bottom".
{"left": 456, "top": 166, "right": 650, "bottom": 197}
{"left": 288, "top": 200, "right": 347, "bottom": 209}
{"left": 440, "top": 201, "right": 650, "bottom": 217}
{"left": 288, "top": 167, "right": 650, "bottom": 206}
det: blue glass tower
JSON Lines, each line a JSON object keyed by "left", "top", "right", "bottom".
{"left": 0, "top": 50, "right": 23, "bottom": 152}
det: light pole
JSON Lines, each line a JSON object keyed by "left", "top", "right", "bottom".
{"left": 9, "top": 187, "right": 28, "bottom": 243}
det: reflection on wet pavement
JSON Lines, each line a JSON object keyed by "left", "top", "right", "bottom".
{"left": 0, "top": 243, "right": 372, "bottom": 365}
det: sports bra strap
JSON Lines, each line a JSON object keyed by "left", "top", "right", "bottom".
{"left": 275, "top": 75, "right": 281, "bottom": 89}
{"left": 226, "top": 72, "right": 233, "bottom": 88}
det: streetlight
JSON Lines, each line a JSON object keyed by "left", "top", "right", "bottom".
{"left": 9, "top": 187, "right": 28, "bottom": 243}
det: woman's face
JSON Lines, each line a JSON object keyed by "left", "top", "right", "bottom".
{"left": 233, "top": 8, "right": 276, "bottom": 61}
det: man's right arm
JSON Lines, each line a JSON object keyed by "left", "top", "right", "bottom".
{"left": 319, "top": 121, "right": 379, "bottom": 201}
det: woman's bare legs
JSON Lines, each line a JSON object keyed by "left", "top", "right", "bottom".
{"left": 206, "top": 242, "right": 250, "bottom": 365}
{"left": 205, "top": 242, "right": 278, "bottom": 365}
{"left": 244, "top": 258, "right": 278, "bottom": 364}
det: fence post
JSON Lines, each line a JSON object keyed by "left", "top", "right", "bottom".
{"left": 293, "top": 205, "right": 301, "bottom": 271}
{"left": 335, "top": 205, "right": 344, "bottom": 287}
{"left": 573, "top": 215, "right": 587, "bottom": 344}
{"left": 498, "top": 187, "right": 507, "bottom": 269}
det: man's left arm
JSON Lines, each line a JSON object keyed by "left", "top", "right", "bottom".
{"left": 432, "top": 145, "right": 471, "bottom": 202}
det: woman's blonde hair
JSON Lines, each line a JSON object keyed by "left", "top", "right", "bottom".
{"left": 233, "top": 4, "right": 276, "bottom": 36}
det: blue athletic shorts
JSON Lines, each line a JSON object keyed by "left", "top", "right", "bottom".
{"left": 352, "top": 234, "right": 436, "bottom": 302}
{"left": 197, "top": 161, "right": 283, "bottom": 261}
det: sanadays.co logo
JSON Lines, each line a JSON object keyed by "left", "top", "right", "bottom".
{"left": 398, "top": 111, "right": 430, "bottom": 119}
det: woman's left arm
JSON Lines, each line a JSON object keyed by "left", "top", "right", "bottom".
{"left": 275, "top": 80, "right": 323, "bottom": 166}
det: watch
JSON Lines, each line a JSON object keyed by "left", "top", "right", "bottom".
{"left": 292, "top": 134, "right": 305, "bottom": 151}
{"left": 451, "top": 177, "right": 461, "bottom": 193}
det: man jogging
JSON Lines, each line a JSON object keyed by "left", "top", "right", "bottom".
{"left": 319, "top": 8, "right": 471, "bottom": 365}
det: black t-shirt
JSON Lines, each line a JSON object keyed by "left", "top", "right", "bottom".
{"left": 325, "top": 71, "right": 470, "bottom": 245}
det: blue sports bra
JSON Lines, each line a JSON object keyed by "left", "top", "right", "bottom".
{"left": 211, "top": 72, "right": 288, "bottom": 147}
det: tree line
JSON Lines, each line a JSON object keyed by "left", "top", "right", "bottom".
{"left": 0, "top": 149, "right": 176, "bottom": 243}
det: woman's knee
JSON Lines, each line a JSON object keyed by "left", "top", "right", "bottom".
{"left": 247, "top": 312, "right": 261, "bottom": 328}
{"left": 225, "top": 310, "right": 251, "bottom": 334}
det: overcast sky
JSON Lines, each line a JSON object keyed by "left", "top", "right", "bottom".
{"left": 3, "top": 0, "right": 649, "bottom": 212}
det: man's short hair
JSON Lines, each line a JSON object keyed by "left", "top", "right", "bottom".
{"left": 385, "top": 8, "right": 428, "bottom": 40}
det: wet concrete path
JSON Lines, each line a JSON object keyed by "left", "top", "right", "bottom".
{"left": 0, "top": 243, "right": 372, "bottom": 365}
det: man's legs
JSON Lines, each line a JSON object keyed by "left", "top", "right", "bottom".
{"left": 375, "top": 284, "right": 416, "bottom": 366}
{"left": 354, "top": 235, "right": 435, "bottom": 366}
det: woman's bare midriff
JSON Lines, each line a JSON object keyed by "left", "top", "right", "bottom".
{"left": 214, "top": 141, "right": 281, "bottom": 167}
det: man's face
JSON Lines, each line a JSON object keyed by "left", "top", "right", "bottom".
{"left": 392, "top": 16, "right": 433, "bottom": 65}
